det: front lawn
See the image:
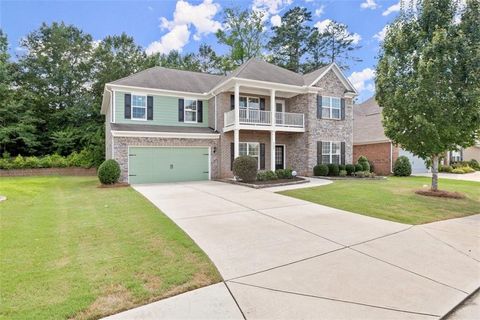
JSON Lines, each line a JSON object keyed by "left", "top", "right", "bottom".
{"left": 279, "top": 176, "right": 480, "bottom": 224}
{"left": 0, "top": 176, "right": 221, "bottom": 320}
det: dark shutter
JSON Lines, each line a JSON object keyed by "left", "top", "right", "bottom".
{"left": 260, "top": 143, "right": 265, "bottom": 170}
{"left": 460, "top": 149, "right": 464, "bottom": 161}
{"left": 147, "top": 96, "right": 153, "bottom": 120}
{"left": 317, "top": 95, "right": 322, "bottom": 119}
{"left": 124, "top": 93, "right": 131, "bottom": 119}
{"left": 341, "top": 98, "right": 346, "bottom": 120}
{"left": 317, "top": 141, "right": 323, "bottom": 164}
{"left": 259, "top": 98, "right": 265, "bottom": 111}
{"left": 230, "top": 142, "right": 234, "bottom": 171}
{"left": 341, "top": 142, "right": 346, "bottom": 165}
{"left": 197, "top": 100, "right": 203, "bottom": 123}
{"left": 178, "top": 98, "right": 184, "bottom": 122}
{"left": 230, "top": 95, "right": 235, "bottom": 110}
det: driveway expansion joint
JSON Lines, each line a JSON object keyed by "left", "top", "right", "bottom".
{"left": 224, "top": 281, "right": 247, "bottom": 320}
{"left": 227, "top": 280, "right": 441, "bottom": 318}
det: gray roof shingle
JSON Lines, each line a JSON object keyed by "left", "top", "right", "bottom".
{"left": 353, "top": 97, "right": 390, "bottom": 144}
{"left": 302, "top": 65, "right": 331, "bottom": 85}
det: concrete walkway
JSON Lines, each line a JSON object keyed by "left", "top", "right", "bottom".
{"left": 108, "top": 181, "right": 480, "bottom": 319}
{"left": 414, "top": 171, "right": 480, "bottom": 182}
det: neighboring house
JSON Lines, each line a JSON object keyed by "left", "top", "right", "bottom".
{"left": 353, "top": 97, "right": 429, "bottom": 175}
{"left": 100, "top": 59, "right": 357, "bottom": 184}
{"left": 444, "top": 144, "right": 480, "bottom": 165}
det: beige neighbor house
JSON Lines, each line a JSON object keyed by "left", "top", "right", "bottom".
{"left": 100, "top": 59, "right": 357, "bottom": 184}
{"left": 353, "top": 97, "right": 429, "bottom": 175}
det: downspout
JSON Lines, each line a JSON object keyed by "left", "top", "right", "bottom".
{"left": 390, "top": 142, "right": 393, "bottom": 174}
{"left": 214, "top": 93, "right": 217, "bottom": 132}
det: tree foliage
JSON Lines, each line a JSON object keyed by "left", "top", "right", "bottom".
{"left": 376, "top": 0, "right": 480, "bottom": 190}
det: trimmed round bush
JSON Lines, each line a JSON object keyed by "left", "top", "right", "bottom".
{"left": 368, "top": 160, "right": 375, "bottom": 173}
{"left": 393, "top": 156, "right": 412, "bottom": 176}
{"left": 233, "top": 156, "right": 258, "bottom": 182}
{"left": 357, "top": 155, "right": 370, "bottom": 172}
{"left": 354, "top": 163, "right": 363, "bottom": 172}
{"left": 339, "top": 170, "right": 347, "bottom": 177}
{"left": 469, "top": 159, "right": 479, "bottom": 170}
{"left": 98, "top": 159, "right": 121, "bottom": 184}
{"left": 313, "top": 164, "right": 329, "bottom": 176}
{"left": 356, "top": 171, "right": 365, "bottom": 178}
{"left": 338, "top": 164, "right": 346, "bottom": 171}
{"left": 327, "top": 163, "right": 340, "bottom": 176}
{"left": 345, "top": 164, "right": 355, "bottom": 175}
{"left": 275, "top": 168, "right": 293, "bottom": 179}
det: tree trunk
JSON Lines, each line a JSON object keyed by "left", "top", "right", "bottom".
{"left": 431, "top": 154, "right": 439, "bottom": 192}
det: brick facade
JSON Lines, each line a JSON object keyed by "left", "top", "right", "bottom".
{"left": 353, "top": 142, "right": 399, "bottom": 175}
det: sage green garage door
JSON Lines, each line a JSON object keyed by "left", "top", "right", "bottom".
{"left": 128, "top": 147, "right": 209, "bottom": 184}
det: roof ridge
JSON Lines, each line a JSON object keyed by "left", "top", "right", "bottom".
{"left": 110, "top": 66, "right": 163, "bottom": 84}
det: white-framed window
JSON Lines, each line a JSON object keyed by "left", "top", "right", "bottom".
{"left": 239, "top": 96, "right": 260, "bottom": 109}
{"left": 239, "top": 142, "right": 260, "bottom": 168}
{"left": 322, "top": 96, "right": 341, "bottom": 120}
{"left": 132, "top": 95, "right": 147, "bottom": 120}
{"left": 451, "top": 150, "right": 462, "bottom": 162}
{"left": 322, "top": 141, "right": 341, "bottom": 164}
{"left": 184, "top": 99, "right": 198, "bottom": 123}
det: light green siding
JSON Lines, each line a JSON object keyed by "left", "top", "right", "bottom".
{"left": 114, "top": 91, "right": 209, "bottom": 127}
{"left": 128, "top": 147, "right": 209, "bottom": 184}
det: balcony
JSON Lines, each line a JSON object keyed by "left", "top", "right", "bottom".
{"left": 224, "top": 109, "right": 305, "bottom": 132}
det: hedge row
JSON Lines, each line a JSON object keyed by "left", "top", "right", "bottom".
{"left": 0, "top": 149, "right": 98, "bottom": 170}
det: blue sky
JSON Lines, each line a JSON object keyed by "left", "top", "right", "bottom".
{"left": 1, "top": 0, "right": 402, "bottom": 102}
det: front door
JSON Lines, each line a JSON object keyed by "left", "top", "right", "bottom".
{"left": 275, "top": 100, "right": 285, "bottom": 125}
{"left": 275, "top": 145, "right": 285, "bottom": 170}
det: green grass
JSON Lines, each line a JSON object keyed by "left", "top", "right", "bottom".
{"left": 279, "top": 176, "right": 480, "bottom": 225}
{"left": 0, "top": 176, "right": 221, "bottom": 320}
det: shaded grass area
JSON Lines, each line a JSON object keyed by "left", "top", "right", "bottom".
{"left": 279, "top": 176, "right": 480, "bottom": 224}
{"left": 0, "top": 176, "right": 221, "bottom": 319}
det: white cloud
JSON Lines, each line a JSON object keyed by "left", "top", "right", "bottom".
{"left": 147, "top": 6, "right": 154, "bottom": 12}
{"left": 146, "top": 25, "right": 191, "bottom": 55}
{"left": 315, "top": 5, "right": 325, "bottom": 17}
{"left": 374, "top": 25, "right": 388, "bottom": 41}
{"left": 146, "top": 0, "right": 221, "bottom": 55}
{"left": 315, "top": 19, "right": 361, "bottom": 44}
{"left": 270, "top": 15, "right": 282, "bottom": 27}
{"left": 360, "top": 0, "right": 379, "bottom": 10}
{"left": 349, "top": 68, "right": 376, "bottom": 93}
{"left": 314, "top": 19, "right": 332, "bottom": 33}
{"left": 382, "top": 2, "right": 400, "bottom": 16}
{"left": 252, "top": 0, "right": 292, "bottom": 15}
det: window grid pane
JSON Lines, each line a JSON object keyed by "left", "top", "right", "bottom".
{"left": 322, "top": 155, "right": 330, "bottom": 164}
{"left": 239, "top": 143, "right": 247, "bottom": 155}
{"left": 322, "top": 142, "right": 331, "bottom": 154}
{"left": 332, "top": 98, "right": 341, "bottom": 108}
{"left": 248, "top": 98, "right": 260, "bottom": 109}
{"left": 248, "top": 143, "right": 259, "bottom": 156}
{"left": 132, "top": 106, "right": 146, "bottom": 119}
{"left": 322, "top": 97, "right": 331, "bottom": 107}
{"left": 332, "top": 155, "right": 340, "bottom": 164}
{"left": 132, "top": 95, "right": 146, "bottom": 107}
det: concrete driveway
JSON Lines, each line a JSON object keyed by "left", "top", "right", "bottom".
{"left": 414, "top": 171, "right": 480, "bottom": 182}
{"left": 108, "top": 181, "right": 480, "bottom": 320}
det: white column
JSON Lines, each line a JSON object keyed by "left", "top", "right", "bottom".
{"left": 270, "top": 89, "right": 276, "bottom": 127}
{"left": 270, "top": 130, "right": 276, "bottom": 171}
{"left": 234, "top": 129, "right": 240, "bottom": 159}
{"left": 234, "top": 84, "right": 240, "bottom": 127}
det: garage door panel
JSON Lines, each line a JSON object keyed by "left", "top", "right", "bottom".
{"left": 398, "top": 149, "right": 429, "bottom": 174}
{"left": 129, "top": 147, "right": 209, "bottom": 184}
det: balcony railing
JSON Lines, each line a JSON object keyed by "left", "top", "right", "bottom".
{"left": 224, "top": 109, "right": 304, "bottom": 129}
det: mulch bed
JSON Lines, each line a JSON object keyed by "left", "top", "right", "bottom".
{"left": 415, "top": 189, "right": 465, "bottom": 199}
{"left": 313, "top": 176, "right": 387, "bottom": 180}
{"left": 97, "top": 182, "right": 130, "bottom": 188}
{"left": 223, "top": 177, "right": 307, "bottom": 189}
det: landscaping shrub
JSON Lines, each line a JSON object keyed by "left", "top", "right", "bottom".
{"left": 452, "top": 168, "right": 465, "bottom": 174}
{"left": 368, "top": 160, "right": 375, "bottom": 173}
{"left": 275, "top": 168, "right": 293, "bottom": 179}
{"left": 357, "top": 156, "right": 370, "bottom": 172}
{"left": 313, "top": 164, "right": 329, "bottom": 176}
{"left": 338, "top": 164, "right": 346, "bottom": 171}
{"left": 339, "top": 170, "right": 347, "bottom": 177}
{"left": 439, "top": 165, "right": 453, "bottom": 173}
{"left": 327, "top": 164, "right": 340, "bottom": 176}
{"left": 233, "top": 156, "right": 258, "bottom": 182}
{"left": 356, "top": 171, "right": 365, "bottom": 178}
{"left": 98, "top": 159, "right": 121, "bottom": 184}
{"left": 257, "top": 170, "right": 279, "bottom": 181}
{"left": 67, "top": 148, "right": 95, "bottom": 168}
{"left": 393, "top": 156, "right": 412, "bottom": 176}
{"left": 354, "top": 163, "right": 363, "bottom": 173}
{"left": 345, "top": 164, "right": 355, "bottom": 175}
{"left": 460, "top": 166, "right": 475, "bottom": 173}
{"left": 0, "top": 150, "right": 101, "bottom": 170}
{"left": 469, "top": 159, "right": 480, "bottom": 170}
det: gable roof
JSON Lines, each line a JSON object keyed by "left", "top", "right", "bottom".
{"left": 111, "top": 67, "right": 225, "bottom": 94}
{"left": 353, "top": 97, "right": 390, "bottom": 144}
{"left": 302, "top": 65, "right": 330, "bottom": 86}
{"left": 224, "top": 58, "right": 306, "bottom": 86}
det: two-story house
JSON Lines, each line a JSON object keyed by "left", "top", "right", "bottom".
{"left": 100, "top": 58, "right": 357, "bottom": 184}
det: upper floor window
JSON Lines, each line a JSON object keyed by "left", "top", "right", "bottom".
{"left": 240, "top": 96, "right": 260, "bottom": 109}
{"left": 322, "top": 141, "right": 341, "bottom": 164}
{"left": 322, "top": 97, "right": 341, "bottom": 120}
{"left": 184, "top": 99, "right": 197, "bottom": 123}
{"left": 132, "top": 95, "right": 147, "bottom": 120}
